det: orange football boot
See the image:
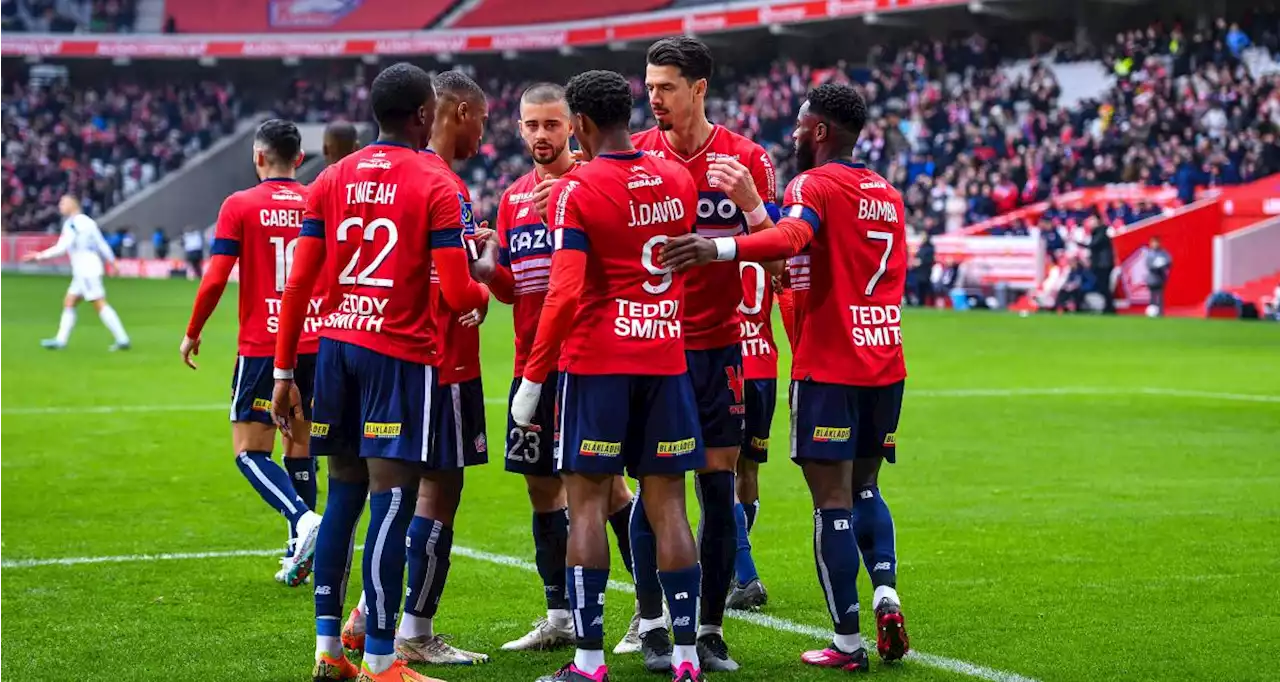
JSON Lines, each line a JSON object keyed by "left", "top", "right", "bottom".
{"left": 356, "top": 659, "right": 447, "bottom": 682}
{"left": 312, "top": 651, "right": 359, "bottom": 681}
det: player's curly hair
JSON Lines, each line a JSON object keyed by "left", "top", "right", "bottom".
{"left": 807, "top": 82, "right": 868, "bottom": 140}
{"left": 647, "top": 36, "right": 713, "bottom": 82}
{"left": 254, "top": 118, "right": 301, "bottom": 164}
{"left": 433, "top": 69, "right": 486, "bottom": 104}
{"left": 564, "top": 70, "right": 633, "bottom": 131}
{"left": 370, "top": 62, "right": 435, "bottom": 128}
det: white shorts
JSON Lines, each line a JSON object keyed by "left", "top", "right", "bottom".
{"left": 67, "top": 274, "right": 106, "bottom": 302}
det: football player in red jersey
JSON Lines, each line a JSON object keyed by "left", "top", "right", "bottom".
{"left": 510, "top": 69, "right": 705, "bottom": 682}
{"left": 662, "top": 82, "right": 910, "bottom": 671}
{"left": 476, "top": 82, "right": 640, "bottom": 654}
{"left": 630, "top": 36, "right": 782, "bottom": 672}
{"left": 341, "top": 70, "right": 492, "bottom": 668}
{"left": 180, "top": 119, "right": 325, "bottom": 588}
{"left": 270, "top": 62, "right": 488, "bottom": 682}
{"left": 323, "top": 120, "right": 360, "bottom": 165}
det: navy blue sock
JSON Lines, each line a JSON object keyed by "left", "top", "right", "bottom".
{"left": 696, "top": 471, "right": 736, "bottom": 627}
{"left": 853, "top": 486, "right": 897, "bottom": 589}
{"left": 314, "top": 478, "right": 367, "bottom": 637}
{"left": 629, "top": 491, "right": 664, "bottom": 620}
{"left": 658, "top": 564, "right": 701, "bottom": 646}
{"left": 814, "top": 508, "right": 861, "bottom": 635}
{"left": 363, "top": 487, "right": 415, "bottom": 646}
{"left": 284, "top": 457, "right": 317, "bottom": 511}
{"left": 732, "top": 502, "right": 759, "bottom": 585}
{"left": 743, "top": 499, "right": 759, "bottom": 533}
{"left": 566, "top": 566, "right": 609, "bottom": 650}
{"left": 404, "top": 516, "right": 453, "bottom": 618}
{"left": 235, "top": 451, "right": 306, "bottom": 526}
{"left": 608, "top": 499, "right": 635, "bottom": 578}
{"left": 533, "top": 509, "right": 570, "bottom": 611}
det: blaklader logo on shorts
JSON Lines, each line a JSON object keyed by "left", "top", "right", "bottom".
{"left": 750, "top": 436, "right": 769, "bottom": 451}
{"left": 310, "top": 423, "right": 330, "bottom": 437}
{"left": 883, "top": 433, "right": 897, "bottom": 447}
{"left": 656, "top": 438, "right": 697, "bottom": 457}
{"left": 252, "top": 398, "right": 271, "bottom": 412}
{"left": 364, "top": 422, "right": 402, "bottom": 438}
{"left": 812, "top": 426, "right": 851, "bottom": 443}
{"left": 579, "top": 440, "right": 621, "bottom": 457}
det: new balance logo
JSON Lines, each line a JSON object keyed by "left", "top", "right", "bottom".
{"left": 833, "top": 519, "right": 850, "bottom": 531}
{"left": 874, "top": 562, "right": 892, "bottom": 572}
{"left": 846, "top": 604, "right": 860, "bottom": 614}
{"left": 591, "top": 616, "right": 605, "bottom": 626}
{"left": 859, "top": 490, "right": 874, "bottom": 499}
{"left": 315, "top": 585, "right": 331, "bottom": 596}
{"left": 673, "top": 616, "right": 691, "bottom": 627}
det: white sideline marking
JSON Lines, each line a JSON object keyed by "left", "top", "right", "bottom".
{"left": 4, "top": 544, "right": 1040, "bottom": 682}
{"left": 4, "top": 386, "right": 1277, "bottom": 416}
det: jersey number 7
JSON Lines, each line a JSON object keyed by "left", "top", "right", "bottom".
{"left": 865, "top": 230, "right": 894, "bottom": 296}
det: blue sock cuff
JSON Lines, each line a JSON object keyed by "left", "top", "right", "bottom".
{"left": 365, "top": 635, "right": 394, "bottom": 656}
{"left": 317, "top": 617, "right": 341, "bottom": 637}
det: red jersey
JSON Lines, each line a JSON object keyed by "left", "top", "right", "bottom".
{"left": 496, "top": 169, "right": 556, "bottom": 376}
{"left": 738, "top": 262, "right": 778, "bottom": 379}
{"left": 780, "top": 161, "right": 907, "bottom": 386}
{"left": 211, "top": 178, "right": 324, "bottom": 357}
{"left": 421, "top": 151, "right": 481, "bottom": 383}
{"left": 302, "top": 141, "right": 467, "bottom": 365}
{"left": 546, "top": 150, "right": 698, "bottom": 376}
{"left": 632, "top": 125, "right": 777, "bottom": 350}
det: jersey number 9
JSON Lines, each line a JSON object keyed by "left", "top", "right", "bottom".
{"left": 641, "top": 234, "right": 673, "bottom": 295}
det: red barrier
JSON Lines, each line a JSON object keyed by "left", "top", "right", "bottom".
{"left": 1113, "top": 201, "right": 1222, "bottom": 310}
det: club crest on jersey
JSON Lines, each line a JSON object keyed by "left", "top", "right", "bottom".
{"left": 269, "top": 0, "right": 361, "bottom": 29}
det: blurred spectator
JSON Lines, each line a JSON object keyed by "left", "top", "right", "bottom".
{"left": 1088, "top": 219, "right": 1116, "bottom": 313}
{"left": 182, "top": 225, "right": 204, "bottom": 278}
{"left": 152, "top": 226, "right": 168, "bottom": 259}
{"left": 1145, "top": 236, "right": 1173, "bottom": 316}
{"left": 910, "top": 232, "right": 936, "bottom": 306}
{"left": 1054, "top": 256, "right": 1090, "bottom": 313}
{"left": 5, "top": 0, "right": 136, "bottom": 32}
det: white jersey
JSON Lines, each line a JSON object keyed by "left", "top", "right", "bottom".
{"left": 48, "top": 214, "right": 115, "bottom": 277}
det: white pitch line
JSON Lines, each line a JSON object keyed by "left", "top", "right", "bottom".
{"left": 5, "top": 386, "right": 1277, "bottom": 416}
{"left": 4, "top": 544, "right": 1040, "bottom": 682}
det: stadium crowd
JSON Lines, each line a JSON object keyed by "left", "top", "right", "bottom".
{"left": 2, "top": 78, "right": 243, "bottom": 233}
{"left": 2, "top": 0, "right": 137, "bottom": 33}
{"left": 3, "top": 11, "right": 1276, "bottom": 238}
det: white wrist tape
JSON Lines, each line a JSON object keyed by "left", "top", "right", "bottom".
{"left": 712, "top": 237, "right": 738, "bottom": 261}
{"left": 272, "top": 368, "right": 295, "bottom": 381}
{"left": 744, "top": 202, "right": 769, "bottom": 227}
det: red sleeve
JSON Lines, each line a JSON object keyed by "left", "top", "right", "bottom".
{"left": 428, "top": 177, "right": 488, "bottom": 311}
{"left": 436, "top": 247, "right": 489, "bottom": 312}
{"left": 274, "top": 235, "right": 325, "bottom": 371}
{"left": 733, "top": 217, "right": 813, "bottom": 262}
{"left": 209, "top": 196, "right": 243, "bottom": 257}
{"left": 489, "top": 263, "right": 515, "bottom": 304}
{"left": 487, "top": 195, "right": 516, "bottom": 304}
{"left": 185, "top": 254, "right": 237, "bottom": 338}
{"left": 750, "top": 145, "right": 778, "bottom": 207}
{"left": 523, "top": 250, "right": 586, "bottom": 383}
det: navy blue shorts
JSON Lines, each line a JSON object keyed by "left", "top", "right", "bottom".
{"left": 789, "top": 379, "right": 904, "bottom": 464}
{"left": 505, "top": 372, "right": 560, "bottom": 477}
{"left": 555, "top": 373, "right": 705, "bottom": 478}
{"left": 742, "top": 378, "right": 777, "bottom": 463}
{"left": 685, "top": 345, "right": 746, "bottom": 450}
{"left": 309, "top": 339, "right": 486, "bottom": 468}
{"left": 230, "top": 353, "right": 316, "bottom": 424}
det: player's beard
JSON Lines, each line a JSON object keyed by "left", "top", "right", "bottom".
{"left": 796, "top": 142, "right": 816, "bottom": 172}
{"left": 657, "top": 119, "right": 674, "bottom": 131}
{"left": 531, "top": 142, "right": 564, "bottom": 166}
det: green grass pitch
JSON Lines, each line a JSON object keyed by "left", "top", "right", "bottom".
{"left": 2, "top": 273, "right": 1278, "bottom": 682}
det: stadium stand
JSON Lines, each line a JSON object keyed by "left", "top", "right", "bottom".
{"left": 451, "top": 0, "right": 671, "bottom": 28}
{"left": 3, "top": 0, "right": 137, "bottom": 32}
{"left": 2, "top": 77, "right": 242, "bottom": 232}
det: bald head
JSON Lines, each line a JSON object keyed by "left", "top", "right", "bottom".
{"left": 324, "top": 120, "right": 359, "bottom": 165}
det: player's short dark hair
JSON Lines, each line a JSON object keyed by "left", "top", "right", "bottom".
{"left": 433, "top": 69, "right": 486, "bottom": 105}
{"left": 521, "top": 82, "right": 566, "bottom": 106}
{"left": 254, "top": 118, "right": 302, "bottom": 163}
{"left": 646, "top": 36, "right": 713, "bottom": 82}
{"left": 564, "top": 70, "right": 633, "bottom": 131}
{"left": 324, "top": 120, "right": 358, "bottom": 145}
{"left": 370, "top": 62, "right": 435, "bottom": 128}
{"left": 807, "top": 82, "right": 868, "bottom": 140}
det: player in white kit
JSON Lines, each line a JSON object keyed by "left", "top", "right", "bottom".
{"left": 23, "top": 195, "right": 132, "bottom": 351}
